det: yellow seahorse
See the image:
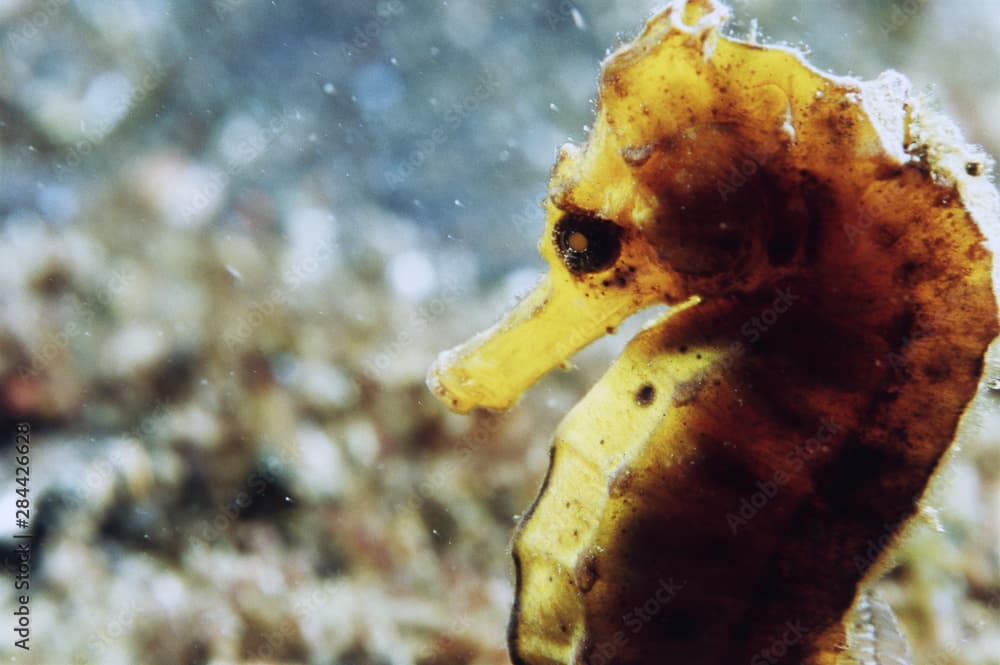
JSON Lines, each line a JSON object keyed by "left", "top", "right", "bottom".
{"left": 428, "top": 1, "right": 1000, "bottom": 663}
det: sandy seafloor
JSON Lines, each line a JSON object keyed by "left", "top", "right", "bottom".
{"left": 0, "top": 1, "right": 999, "bottom": 664}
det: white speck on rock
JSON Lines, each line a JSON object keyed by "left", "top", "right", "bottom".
{"left": 151, "top": 573, "right": 187, "bottom": 616}
{"left": 135, "top": 153, "right": 225, "bottom": 228}
{"left": 217, "top": 113, "right": 266, "bottom": 167}
{"left": 344, "top": 419, "right": 380, "bottom": 467}
{"left": 293, "top": 424, "right": 346, "bottom": 501}
{"left": 102, "top": 323, "right": 169, "bottom": 376}
{"left": 386, "top": 249, "right": 436, "bottom": 301}
{"left": 81, "top": 71, "right": 133, "bottom": 139}
{"left": 295, "top": 361, "right": 359, "bottom": 411}
{"left": 282, "top": 206, "right": 338, "bottom": 285}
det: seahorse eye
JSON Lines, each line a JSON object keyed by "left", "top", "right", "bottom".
{"left": 554, "top": 214, "right": 623, "bottom": 273}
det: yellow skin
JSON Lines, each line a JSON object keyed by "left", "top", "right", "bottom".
{"left": 428, "top": 1, "right": 1000, "bottom": 664}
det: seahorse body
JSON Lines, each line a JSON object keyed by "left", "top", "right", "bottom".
{"left": 428, "top": 2, "right": 1000, "bottom": 663}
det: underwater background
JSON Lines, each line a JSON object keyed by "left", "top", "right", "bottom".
{"left": 0, "top": 0, "right": 998, "bottom": 663}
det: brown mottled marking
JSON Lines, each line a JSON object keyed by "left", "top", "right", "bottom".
{"left": 671, "top": 374, "right": 705, "bottom": 407}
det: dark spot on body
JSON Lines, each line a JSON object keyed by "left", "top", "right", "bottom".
{"left": 968, "top": 241, "right": 990, "bottom": 262}
{"left": 889, "top": 427, "right": 912, "bottom": 449}
{"left": 767, "top": 226, "right": 798, "bottom": 266}
{"left": 636, "top": 383, "right": 656, "bottom": 406}
{"left": 886, "top": 308, "right": 916, "bottom": 352}
{"left": 874, "top": 165, "right": 904, "bottom": 180}
{"left": 816, "top": 435, "right": 910, "bottom": 521}
{"left": 575, "top": 552, "right": 599, "bottom": 593}
{"left": 694, "top": 434, "right": 763, "bottom": 497}
{"left": 419, "top": 499, "right": 459, "bottom": 551}
{"left": 937, "top": 190, "right": 957, "bottom": 207}
{"left": 873, "top": 224, "right": 902, "bottom": 249}
{"left": 873, "top": 386, "right": 902, "bottom": 405}
{"left": 801, "top": 180, "right": 831, "bottom": 264}
{"left": 574, "top": 636, "right": 594, "bottom": 665}
{"left": 970, "top": 354, "right": 986, "bottom": 381}
{"left": 893, "top": 260, "right": 923, "bottom": 287}
{"left": 922, "top": 360, "right": 951, "bottom": 383}
{"left": 653, "top": 607, "right": 701, "bottom": 639}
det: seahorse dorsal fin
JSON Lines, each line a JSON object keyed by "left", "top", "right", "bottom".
{"left": 839, "top": 588, "right": 913, "bottom": 665}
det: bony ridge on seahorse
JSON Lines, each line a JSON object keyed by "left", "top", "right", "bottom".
{"left": 427, "top": 1, "right": 1000, "bottom": 663}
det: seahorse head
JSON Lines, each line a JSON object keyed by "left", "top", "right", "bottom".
{"left": 427, "top": 0, "right": 999, "bottom": 414}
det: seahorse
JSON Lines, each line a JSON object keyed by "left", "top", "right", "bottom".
{"left": 427, "top": 1, "right": 1000, "bottom": 663}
